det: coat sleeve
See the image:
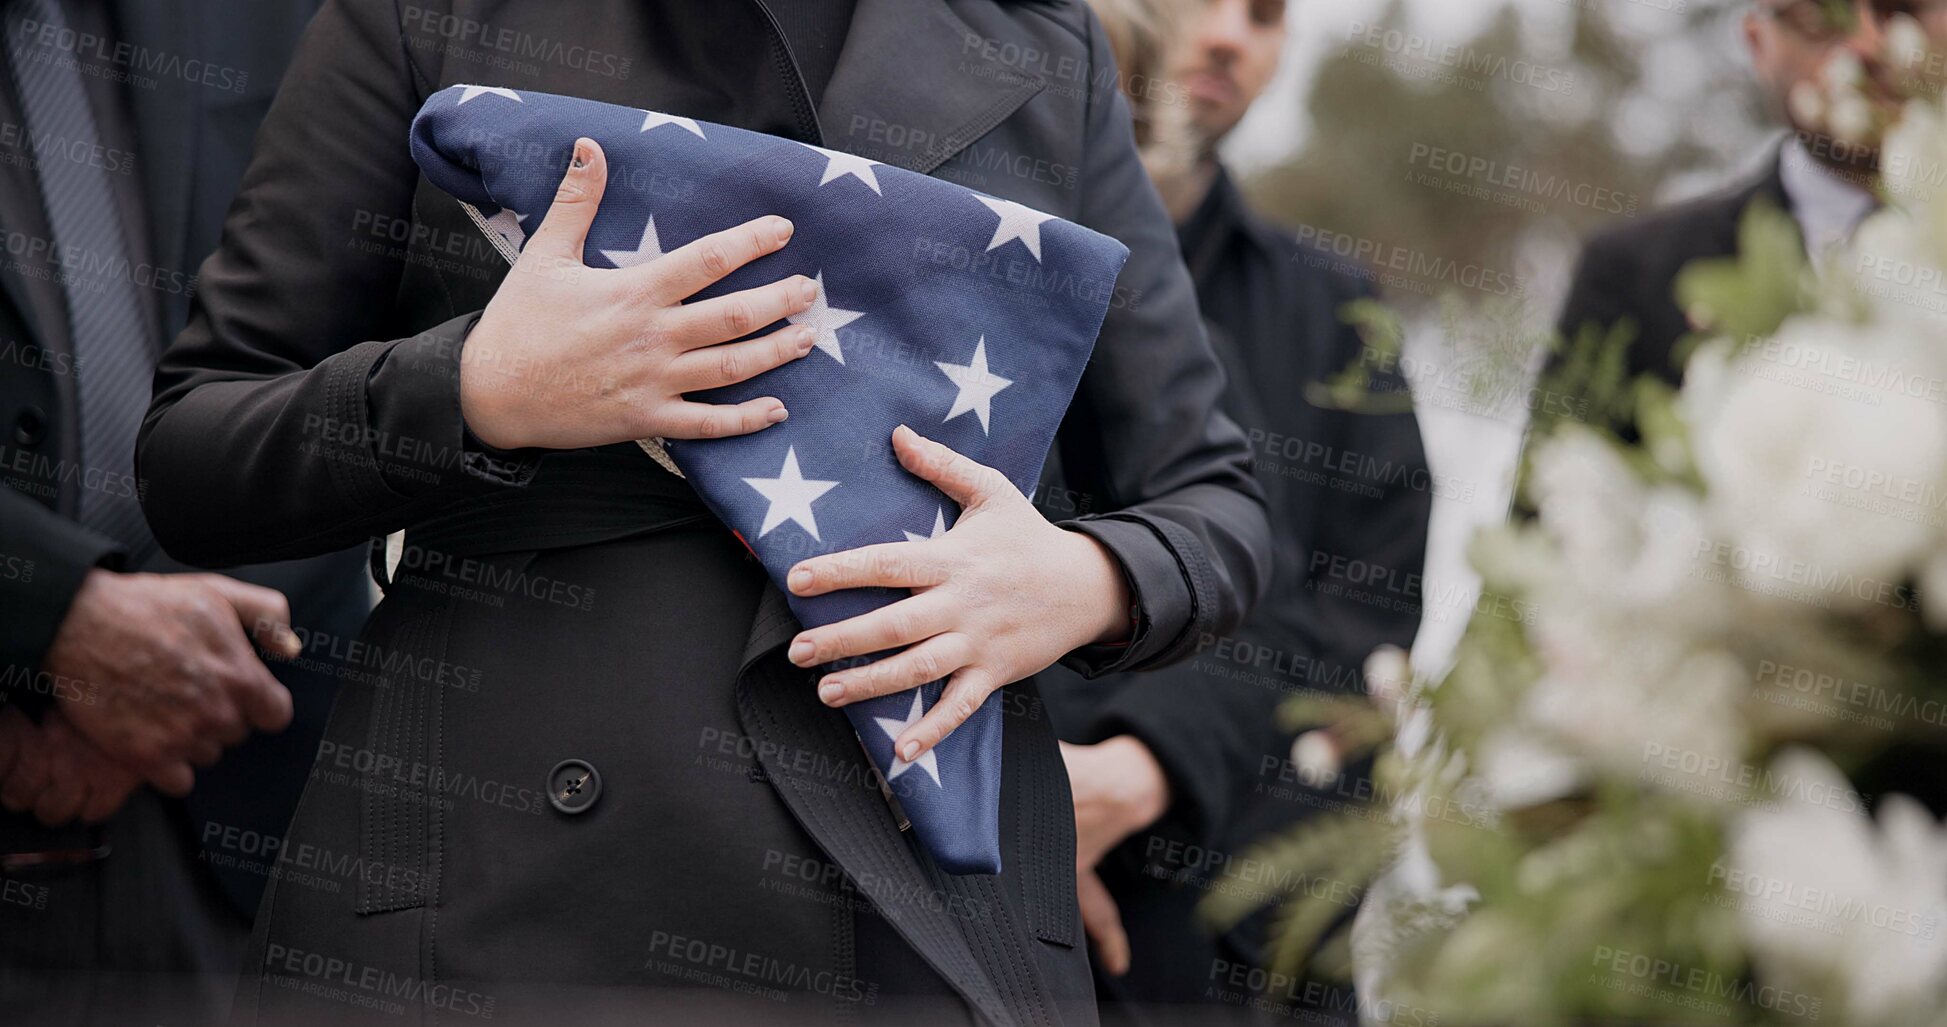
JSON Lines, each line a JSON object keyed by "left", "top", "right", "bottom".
{"left": 0, "top": 489, "right": 121, "bottom": 713}
{"left": 1051, "top": 16, "right": 1271, "bottom": 679}
{"left": 1084, "top": 281, "right": 1432, "bottom": 845}
{"left": 136, "top": 0, "right": 534, "bottom": 570}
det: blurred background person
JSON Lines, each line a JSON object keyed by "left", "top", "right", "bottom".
{"left": 0, "top": 2, "right": 367, "bottom": 1024}
{"left": 1554, "top": 0, "right": 1947, "bottom": 401}
{"left": 1042, "top": 0, "right": 1431, "bottom": 1023}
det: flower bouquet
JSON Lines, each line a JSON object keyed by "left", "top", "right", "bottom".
{"left": 1208, "top": 43, "right": 1947, "bottom": 1027}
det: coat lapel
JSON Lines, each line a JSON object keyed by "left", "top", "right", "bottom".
{"left": 112, "top": 0, "right": 200, "bottom": 316}
{"left": 816, "top": 0, "right": 1045, "bottom": 174}
{"left": 734, "top": 5, "right": 1062, "bottom": 1019}
{"left": 734, "top": 584, "right": 1020, "bottom": 1027}
{"left": 0, "top": 78, "right": 67, "bottom": 364}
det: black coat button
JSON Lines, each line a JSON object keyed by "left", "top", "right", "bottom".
{"left": 13, "top": 405, "right": 46, "bottom": 446}
{"left": 547, "top": 759, "right": 601, "bottom": 815}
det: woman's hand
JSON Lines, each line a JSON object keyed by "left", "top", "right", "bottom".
{"left": 460, "top": 137, "right": 822, "bottom": 450}
{"left": 785, "top": 425, "right": 1134, "bottom": 761}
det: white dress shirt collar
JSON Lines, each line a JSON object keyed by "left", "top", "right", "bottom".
{"left": 1777, "top": 136, "right": 1879, "bottom": 273}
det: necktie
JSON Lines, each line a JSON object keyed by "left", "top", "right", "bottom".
{"left": 6, "top": 0, "right": 159, "bottom": 561}
{"left": 411, "top": 84, "right": 1129, "bottom": 873}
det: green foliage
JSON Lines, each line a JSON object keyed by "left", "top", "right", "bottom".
{"left": 1673, "top": 200, "right": 1814, "bottom": 361}
{"left": 1277, "top": 692, "right": 1397, "bottom": 760}
{"left": 1406, "top": 790, "right": 1748, "bottom": 1025}
{"left": 1197, "top": 811, "right": 1399, "bottom": 979}
{"left": 1307, "top": 297, "right": 1414, "bottom": 414}
{"left": 1204, "top": 6, "right": 1947, "bottom": 1022}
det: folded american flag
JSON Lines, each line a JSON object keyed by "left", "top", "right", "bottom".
{"left": 410, "top": 84, "right": 1128, "bottom": 874}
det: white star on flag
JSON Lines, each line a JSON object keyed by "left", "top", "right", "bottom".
{"left": 457, "top": 85, "right": 522, "bottom": 105}
{"left": 640, "top": 110, "right": 705, "bottom": 138}
{"left": 935, "top": 336, "right": 1014, "bottom": 434}
{"left": 874, "top": 691, "right": 943, "bottom": 787}
{"left": 600, "top": 216, "right": 665, "bottom": 269}
{"left": 743, "top": 446, "right": 840, "bottom": 541}
{"left": 483, "top": 207, "right": 527, "bottom": 248}
{"left": 787, "top": 271, "right": 865, "bottom": 364}
{"left": 904, "top": 507, "right": 949, "bottom": 544}
{"left": 799, "top": 142, "right": 883, "bottom": 195}
{"left": 975, "top": 195, "right": 1057, "bottom": 261}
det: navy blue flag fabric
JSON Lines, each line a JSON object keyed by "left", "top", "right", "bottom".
{"left": 410, "top": 84, "right": 1129, "bottom": 874}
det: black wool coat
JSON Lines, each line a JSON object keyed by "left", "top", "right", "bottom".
{"left": 134, "top": 1, "right": 1272, "bottom": 1025}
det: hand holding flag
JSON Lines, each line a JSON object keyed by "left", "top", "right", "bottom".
{"left": 412, "top": 85, "right": 1131, "bottom": 873}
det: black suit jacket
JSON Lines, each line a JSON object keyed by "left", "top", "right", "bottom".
{"left": 1042, "top": 166, "right": 1432, "bottom": 1017}
{"left": 132, "top": 2, "right": 1270, "bottom": 1023}
{"left": 1553, "top": 149, "right": 1790, "bottom": 394}
{"left": 0, "top": 0, "right": 369, "bottom": 916}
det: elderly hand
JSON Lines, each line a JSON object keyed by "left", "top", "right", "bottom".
{"left": 0, "top": 707, "right": 141, "bottom": 826}
{"left": 785, "top": 425, "right": 1132, "bottom": 763}
{"left": 43, "top": 570, "right": 301, "bottom": 797}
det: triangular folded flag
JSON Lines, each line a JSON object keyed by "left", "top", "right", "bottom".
{"left": 410, "top": 85, "right": 1129, "bottom": 874}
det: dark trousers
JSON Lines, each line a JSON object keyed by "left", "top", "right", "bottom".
{"left": 0, "top": 789, "right": 249, "bottom": 1027}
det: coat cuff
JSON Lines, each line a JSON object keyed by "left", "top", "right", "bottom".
{"left": 0, "top": 506, "right": 121, "bottom": 719}
{"left": 344, "top": 311, "right": 543, "bottom": 498}
{"left": 1056, "top": 513, "right": 1206, "bottom": 676}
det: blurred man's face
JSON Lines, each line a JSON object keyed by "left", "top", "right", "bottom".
{"left": 1745, "top": 0, "right": 1947, "bottom": 167}
{"left": 1166, "top": 0, "right": 1288, "bottom": 151}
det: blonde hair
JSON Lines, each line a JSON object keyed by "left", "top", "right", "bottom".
{"left": 1087, "top": 0, "right": 1201, "bottom": 179}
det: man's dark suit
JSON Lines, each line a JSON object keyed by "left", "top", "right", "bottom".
{"left": 1042, "top": 166, "right": 1432, "bottom": 1024}
{"left": 0, "top": 2, "right": 367, "bottom": 1024}
{"left": 1554, "top": 150, "right": 1789, "bottom": 393}
{"left": 133, "top": 2, "right": 1272, "bottom": 1025}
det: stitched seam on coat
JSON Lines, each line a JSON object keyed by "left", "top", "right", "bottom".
{"left": 743, "top": 663, "right": 1012, "bottom": 1025}
{"left": 427, "top": 591, "right": 450, "bottom": 1026}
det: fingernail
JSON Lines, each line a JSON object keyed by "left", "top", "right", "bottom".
{"left": 794, "top": 327, "right": 815, "bottom": 352}
{"left": 900, "top": 740, "right": 921, "bottom": 761}
{"left": 788, "top": 566, "right": 812, "bottom": 592}
{"left": 277, "top": 629, "right": 301, "bottom": 657}
{"left": 799, "top": 277, "right": 819, "bottom": 302}
{"left": 818, "top": 681, "right": 845, "bottom": 705}
{"left": 768, "top": 405, "right": 790, "bottom": 424}
{"left": 571, "top": 139, "right": 589, "bottom": 168}
{"left": 771, "top": 217, "right": 794, "bottom": 244}
{"left": 789, "top": 638, "right": 813, "bottom": 665}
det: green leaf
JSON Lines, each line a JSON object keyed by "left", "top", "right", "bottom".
{"left": 1673, "top": 199, "right": 1811, "bottom": 358}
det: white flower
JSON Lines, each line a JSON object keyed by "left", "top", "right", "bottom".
{"left": 1873, "top": 95, "right": 1947, "bottom": 272}
{"left": 1291, "top": 730, "right": 1342, "bottom": 786}
{"left": 1688, "top": 317, "right": 1947, "bottom": 595}
{"left": 1727, "top": 748, "right": 1947, "bottom": 1024}
{"left": 1529, "top": 427, "right": 1726, "bottom": 620}
{"left": 1790, "top": 81, "right": 1829, "bottom": 132}
{"left": 1521, "top": 607, "right": 1747, "bottom": 787}
{"left": 1364, "top": 644, "right": 1412, "bottom": 711}
{"left": 1826, "top": 51, "right": 1866, "bottom": 92}
{"left": 1887, "top": 14, "right": 1932, "bottom": 74}
{"left": 1829, "top": 94, "right": 1877, "bottom": 146}
{"left": 1474, "top": 729, "right": 1582, "bottom": 808}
